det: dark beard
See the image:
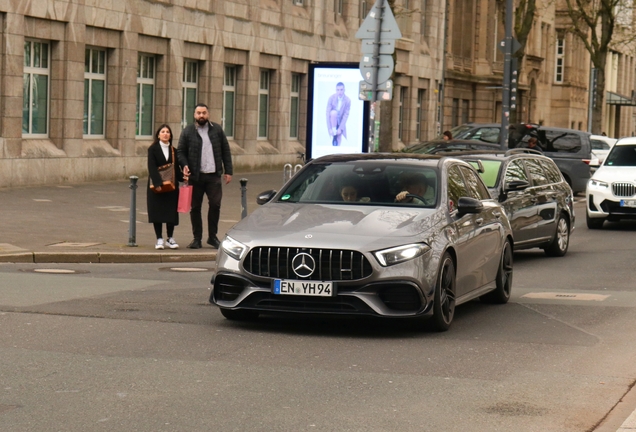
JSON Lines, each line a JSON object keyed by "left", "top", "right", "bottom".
{"left": 196, "top": 117, "right": 208, "bottom": 126}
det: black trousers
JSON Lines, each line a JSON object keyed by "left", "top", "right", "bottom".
{"left": 190, "top": 173, "right": 222, "bottom": 241}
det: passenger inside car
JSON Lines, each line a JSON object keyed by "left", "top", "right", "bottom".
{"left": 339, "top": 184, "right": 371, "bottom": 203}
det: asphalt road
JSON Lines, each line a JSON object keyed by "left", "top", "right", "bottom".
{"left": 1, "top": 201, "right": 635, "bottom": 432}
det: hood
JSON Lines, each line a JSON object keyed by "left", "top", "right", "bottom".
{"left": 229, "top": 203, "right": 440, "bottom": 248}
{"left": 593, "top": 166, "right": 636, "bottom": 183}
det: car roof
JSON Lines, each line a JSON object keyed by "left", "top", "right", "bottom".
{"left": 590, "top": 135, "right": 618, "bottom": 144}
{"left": 406, "top": 139, "right": 501, "bottom": 147}
{"left": 444, "top": 148, "right": 549, "bottom": 161}
{"left": 311, "top": 152, "right": 477, "bottom": 169}
{"left": 614, "top": 137, "right": 636, "bottom": 146}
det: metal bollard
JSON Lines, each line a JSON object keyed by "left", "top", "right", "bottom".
{"left": 127, "top": 176, "right": 138, "bottom": 247}
{"left": 294, "top": 164, "right": 303, "bottom": 175}
{"left": 240, "top": 178, "right": 248, "bottom": 219}
{"left": 283, "top": 163, "right": 292, "bottom": 184}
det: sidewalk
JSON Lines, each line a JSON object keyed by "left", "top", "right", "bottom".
{"left": 0, "top": 171, "right": 285, "bottom": 264}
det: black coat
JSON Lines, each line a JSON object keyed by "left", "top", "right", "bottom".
{"left": 147, "top": 143, "right": 184, "bottom": 225}
{"left": 176, "top": 121, "right": 233, "bottom": 182}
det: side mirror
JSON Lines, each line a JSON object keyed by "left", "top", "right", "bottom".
{"left": 505, "top": 180, "right": 530, "bottom": 192}
{"left": 457, "top": 197, "right": 483, "bottom": 215}
{"left": 256, "top": 190, "right": 277, "bottom": 205}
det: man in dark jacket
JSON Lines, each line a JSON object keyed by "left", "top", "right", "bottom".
{"left": 177, "top": 104, "right": 233, "bottom": 249}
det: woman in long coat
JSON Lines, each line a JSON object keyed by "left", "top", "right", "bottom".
{"left": 147, "top": 124, "right": 186, "bottom": 249}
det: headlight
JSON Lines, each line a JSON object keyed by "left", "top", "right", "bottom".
{"left": 373, "top": 243, "right": 431, "bottom": 266}
{"left": 221, "top": 236, "right": 247, "bottom": 260}
{"left": 588, "top": 179, "right": 609, "bottom": 189}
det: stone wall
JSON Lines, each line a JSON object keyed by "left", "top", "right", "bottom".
{"left": 0, "top": 0, "right": 446, "bottom": 187}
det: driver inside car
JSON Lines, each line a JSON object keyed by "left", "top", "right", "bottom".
{"left": 395, "top": 173, "right": 432, "bottom": 205}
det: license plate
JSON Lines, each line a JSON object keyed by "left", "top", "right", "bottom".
{"left": 620, "top": 199, "right": 636, "bottom": 207}
{"left": 273, "top": 279, "right": 334, "bottom": 297}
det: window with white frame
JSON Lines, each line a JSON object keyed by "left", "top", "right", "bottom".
{"left": 136, "top": 54, "right": 155, "bottom": 137}
{"left": 293, "top": 0, "right": 304, "bottom": 5}
{"left": 335, "top": 0, "right": 343, "bottom": 15}
{"left": 258, "top": 70, "right": 270, "bottom": 139}
{"left": 182, "top": 60, "right": 198, "bottom": 129}
{"left": 23, "top": 40, "right": 50, "bottom": 136}
{"left": 555, "top": 36, "right": 565, "bottom": 83}
{"left": 416, "top": 89, "right": 425, "bottom": 140}
{"left": 290, "top": 73, "right": 301, "bottom": 139}
{"left": 223, "top": 66, "right": 236, "bottom": 138}
{"left": 84, "top": 48, "right": 106, "bottom": 137}
{"left": 398, "top": 87, "right": 407, "bottom": 141}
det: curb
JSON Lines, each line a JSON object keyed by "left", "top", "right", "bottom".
{"left": 594, "top": 380, "right": 636, "bottom": 432}
{"left": 0, "top": 251, "right": 217, "bottom": 264}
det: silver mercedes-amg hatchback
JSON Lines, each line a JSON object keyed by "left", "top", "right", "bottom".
{"left": 211, "top": 154, "right": 514, "bottom": 331}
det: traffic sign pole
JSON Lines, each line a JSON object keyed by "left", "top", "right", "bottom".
{"left": 499, "top": 0, "right": 514, "bottom": 149}
{"left": 355, "top": 0, "right": 402, "bottom": 151}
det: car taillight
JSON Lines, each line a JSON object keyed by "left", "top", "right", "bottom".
{"left": 582, "top": 159, "right": 591, "bottom": 165}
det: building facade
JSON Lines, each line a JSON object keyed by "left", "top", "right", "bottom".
{"left": 0, "top": 0, "right": 446, "bottom": 187}
{"left": 441, "top": 0, "right": 636, "bottom": 139}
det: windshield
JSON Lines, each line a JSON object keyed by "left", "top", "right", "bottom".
{"left": 468, "top": 160, "right": 503, "bottom": 188}
{"left": 604, "top": 144, "right": 636, "bottom": 166}
{"left": 278, "top": 161, "right": 439, "bottom": 208}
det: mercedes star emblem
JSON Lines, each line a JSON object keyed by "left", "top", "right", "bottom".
{"left": 291, "top": 253, "right": 316, "bottom": 278}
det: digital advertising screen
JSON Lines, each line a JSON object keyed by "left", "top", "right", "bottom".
{"left": 306, "top": 63, "right": 370, "bottom": 160}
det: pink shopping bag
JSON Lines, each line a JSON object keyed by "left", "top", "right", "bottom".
{"left": 177, "top": 184, "right": 193, "bottom": 213}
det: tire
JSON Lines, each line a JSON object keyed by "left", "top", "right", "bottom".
{"left": 586, "top": 212, "right": 605, "bottom": 229}
{"left": 220, "top": 308, "right": 259, "bottom": 321}
{"left": 544, "top": 214, "right": 570, "bottom": 257}
{"left": 481, "top": 240, "right": 513, "bottom": 304}
{"left": 430, "top": 253, "right": 456, "bottom": 332}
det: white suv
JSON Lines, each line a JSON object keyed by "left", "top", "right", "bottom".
{"left": 586, "top": 137, "right": 636, "bottom": 229}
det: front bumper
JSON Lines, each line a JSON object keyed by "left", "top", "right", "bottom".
{"left": 211, "top": 271, "right": 435, "bottom": 318}
{"left": 587, "top": 186, "right": 636, "bottom": 220}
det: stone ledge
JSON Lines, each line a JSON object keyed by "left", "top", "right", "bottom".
{"left": 34, "top": 252, "right": 100, "bottom": 263}
{"left": 0, "top": 253, "right": 35, "bottom": 263}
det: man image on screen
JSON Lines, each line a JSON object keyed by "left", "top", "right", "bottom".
{"left": 326, "top": 82, "right": 351, "bottom": 146}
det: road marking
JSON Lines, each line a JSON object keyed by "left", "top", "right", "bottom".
{"left": 0, "top": 243, "right": 27, "bottom": 253}
{"left": 33, "top": 269, "right": 77, "bottom": 274}
{"left": 47, "top": 242, "right": 102, "bottom": 247}
{"left": 522, "top": 292, "right": 610, "bottom": 301}
{"left": 169, "top": 267, "right": 209, "bottom": 272}
{"left": 33, "top": 199, "right": 51, "bottom": 202}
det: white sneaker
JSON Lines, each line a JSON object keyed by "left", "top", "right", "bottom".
{"left": 166, "top": 237, "right": 179, "bottom": 249}
{"left": 155, "top": 238, "right": 165, "bottom": 250}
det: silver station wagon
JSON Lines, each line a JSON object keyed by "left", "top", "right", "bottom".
{"left": 211, "top": 154, "right": 514, "bottom": 331}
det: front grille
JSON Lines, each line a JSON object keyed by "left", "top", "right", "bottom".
{"left": 612, "top": 182, "right": 636, "bottom": 197}
{"left": 244, "top": 247, "right": 373, "bottom": 281}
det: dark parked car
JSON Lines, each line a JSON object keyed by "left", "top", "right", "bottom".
{"left": 401, "top": 139, "right": 501, "bottom": 154}
{"left": 443, "top": 123, "right": 592, "bottom": 193}
{"left": 509, "top": 124, "right": 593, "bottom": 194}
{"left": 458, "top": 149, "right": 575, "bottom": 257}
{"left": 211, "top": 153, "right": 514, "bottom": 331}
